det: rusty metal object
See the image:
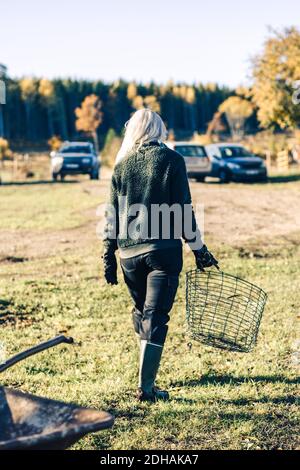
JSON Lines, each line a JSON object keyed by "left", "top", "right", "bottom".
{"left": 0, "top": 387, "right": 114, "bottom": 450}
{"left": 0, "top": 336, "right": 114, "bottom": 449}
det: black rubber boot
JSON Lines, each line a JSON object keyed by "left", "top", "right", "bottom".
{"left": 137, "top": 340, "right": 169, "bottom": 402}
{"left": 137, "top": 386, "right": 169, "bottom": 402}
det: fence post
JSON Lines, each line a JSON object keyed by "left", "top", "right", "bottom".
{"left": 265, "top": 151, "right": 272, "bottom": 170}
{"left": 13, "top": 154, "right": 18, "bottom": 179}
{"left": 277, "top": 150, "right": 289, "bottom": 171}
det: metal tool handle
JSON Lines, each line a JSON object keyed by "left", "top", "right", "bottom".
{"left": 0, "top": 335, "right": 74, "bottom": 373}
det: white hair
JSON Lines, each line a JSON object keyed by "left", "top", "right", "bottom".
{"left": 115, "top": 108, "right": 167, "bottom": 164}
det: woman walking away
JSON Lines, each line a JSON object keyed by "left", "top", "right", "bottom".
{"left": 103, "top": 109, "right": 218, "bottom": 402}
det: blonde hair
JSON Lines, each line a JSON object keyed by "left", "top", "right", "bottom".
{"left": 115, "top": 108, "right": 167, "bottom": 164}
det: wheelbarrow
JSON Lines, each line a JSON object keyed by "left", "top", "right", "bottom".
{"left": 0, "top": 335, "right": 114, "bottom": 450}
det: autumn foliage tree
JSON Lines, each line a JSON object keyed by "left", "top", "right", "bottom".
{"left": 219, "top": 96, "right": 253, "bottom": 138}
{"left": 206, "top": 111, "right": 226, "bottom": 138}
{"left": 75, "top": 94, "right": 103, "bottom": 153}
{"left": 127, "top": 82, "right": 160, "bottom": 113}
{"left": 0, "top": 137, "right": 12, "bottom": 167}
{"left": 48, "top": 135, "right": 62, "bottom": 151}
{"left": 250, "top": 27, "right": 300, "bottom": 129}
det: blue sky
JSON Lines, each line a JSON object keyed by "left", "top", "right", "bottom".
{"left": 1, "top": 0, "right": 299, "bottom": 87}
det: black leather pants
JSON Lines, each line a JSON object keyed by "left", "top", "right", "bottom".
{"left": 120, "top": 247, "right": 183, "bottom": 346}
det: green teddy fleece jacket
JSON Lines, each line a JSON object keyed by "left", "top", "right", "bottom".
{"left": 103, "top": 141, "right": 202, "bottom": 258}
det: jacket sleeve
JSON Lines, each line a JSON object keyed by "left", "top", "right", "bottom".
{"left": 103, "top": 172, "right": 119, "bottom": 253}
{"left": 170, "top": 155, "right": 203, "bottom": 250}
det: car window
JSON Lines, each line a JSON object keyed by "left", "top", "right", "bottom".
{"left": 220, "top": 146, "right": 252, "bottom": 158}
{"left": 61, "top": 145, "right": 91, "bottom": 154}
{"left": 174, "top": 145, "right": 206, "bottom": 157}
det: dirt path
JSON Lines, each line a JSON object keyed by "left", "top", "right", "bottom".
{"left": 191, "top": 182, "right": 300, "bottom": 249}
{"left": 1, "top": 178, "right": 299, "bottom": 263}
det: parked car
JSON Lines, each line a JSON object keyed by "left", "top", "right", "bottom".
{"left": 50, "top": 141, "right": 100, "bottom": 181}
{"left": 205, "top": 143, "right": 268, "bottom": 183}
{"left": 165, "top": 141, "right": 212, "bottom": 181}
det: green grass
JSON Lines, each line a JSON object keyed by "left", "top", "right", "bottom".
{"left": 0, "top": 178, "right": 299, "bottom": 450}
{"left": 0, "top": 182, "right": 103, "bottom": 230}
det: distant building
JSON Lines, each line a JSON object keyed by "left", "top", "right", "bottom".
{"left": 0, "top": 80, "right": 5, "bottom": 105}
{"left": 0, "top": 64, "right": 6, "bottom": 136}
{"left": 0, "top": 64, "right": 7, "bottom": 78}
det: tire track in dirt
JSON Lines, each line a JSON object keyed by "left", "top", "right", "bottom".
{"left": 1, "top": 179, "right": 299, "bottom": 262}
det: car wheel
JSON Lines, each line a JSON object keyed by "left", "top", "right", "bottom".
{"left": 90, "top": 170, "right": 99, "bottom": 180}
{"left": 219, "top": 169, "right": 230, "bottom": 183}
{"left": 261, "top": 175, "right": 268, "bottom": 183}
{"left": 196, "top": 176, "right": 205, "bottom": 182}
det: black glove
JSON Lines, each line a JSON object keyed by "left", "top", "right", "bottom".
{"left": 193, "top": 245, "right": 219, "bottom": 271}
{"left": 102, "top": 249, "right": 118, "bottom": 285}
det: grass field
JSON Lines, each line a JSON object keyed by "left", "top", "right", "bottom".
{"left": 0, "top": 172, "right": 299, "bottom": 450}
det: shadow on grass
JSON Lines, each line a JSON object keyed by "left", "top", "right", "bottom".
{"left": 0, "top": 298, "right": 39, "bottom": 326}
{"left": 199, "top": 172, "right": 300, "bottom": 185}
{"left": 171, "top": 394, "right": 298, "bottom": 407}
{"left": 220, "top": 395, "right": 299, "bottom": 406}
{"left": 171, "top": 373, "right": 300, "bottom": 388}
{"left": 0, "top": 180, "right": 79, "bottom": 186}
{"left": 0, "top": 299, "right": 12, "bottom": 308}
{"left": 99, "top": 405, "right": 297, "bottom": 449}
{"left": 88, "top": 385, "right": 298, "bottom": 449}
{"left": 267, "top": 173, "right": 300, "bottom": 184}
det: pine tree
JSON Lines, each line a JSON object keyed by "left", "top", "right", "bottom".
{"left": 38, "top": 78, "right": 55, "bottom": 137}
{"left": 20, "top": 78, "right": 38, "bottom": 141}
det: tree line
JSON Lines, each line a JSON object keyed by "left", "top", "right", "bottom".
{"left": 0, "top": 78, "right": 238, "bottom": 148}
{"left": 1, "top": 26, "right": 299, "bottom": 151}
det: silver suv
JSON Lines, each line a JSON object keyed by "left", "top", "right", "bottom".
{"left": 165, "top": 142, "right": 212, "bottom": 182}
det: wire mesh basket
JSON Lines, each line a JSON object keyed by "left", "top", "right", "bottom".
{"left": 186, "top": 270, "right": 267, "bottom": 352}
